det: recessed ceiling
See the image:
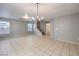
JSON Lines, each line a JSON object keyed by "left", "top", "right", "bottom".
{"left": 0, "top": 3, "right": 79, "bottom": 20}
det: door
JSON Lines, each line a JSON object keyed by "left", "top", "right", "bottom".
{"left": 46, "top": 23, "right": 51, "bottom": 35}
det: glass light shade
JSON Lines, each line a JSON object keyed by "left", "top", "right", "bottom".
{"left": 32, "top": 17, "right": 35, "bottom": 20}
{"left": 41, "top": 17, "right": 44, "bottom": 19}
{"left": 39, "top": 18, "right": 41, "bottom": 21}
{"left": 22, "top": 14, "right": 29, "bottom": 19}
{"left": 36, "top": 16, "right": 39, "bottom": 19}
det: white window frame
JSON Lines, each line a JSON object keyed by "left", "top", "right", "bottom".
{"left": 0, "top": 21, "right": 10, "bottom": 34}
{"left": 28, "top": 23, "right": 33, "bottom": 32}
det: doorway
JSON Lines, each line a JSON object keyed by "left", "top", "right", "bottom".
{"left": 46, "top": 23, "right": 51, "bottom": 35}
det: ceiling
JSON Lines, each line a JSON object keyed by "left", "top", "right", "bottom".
{"left": 0, "top": 3, "right": 79, "bottom": 20}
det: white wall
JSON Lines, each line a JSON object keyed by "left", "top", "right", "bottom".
{"left": 10, "top": 21, "right": 27, "bottom": 35}
{"left": 51, "top": 13, "right": 79, "bottom": 44}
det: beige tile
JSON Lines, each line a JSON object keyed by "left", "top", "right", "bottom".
{"left": 0, "top": 35, "right": 79, "bottom": 56}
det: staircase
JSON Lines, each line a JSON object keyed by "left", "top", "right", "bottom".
{"left": 34, "top": 23, "right": 42, "bottom": 35}
{"left": 37, "top": 21, "right": 46, "bottom": 35}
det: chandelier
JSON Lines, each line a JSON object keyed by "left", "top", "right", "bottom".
{"left": 21, "top": 3, "right": 44, "bottom": 21}
{"left": 36, "top": 3, "right": 44, "bottom": 21}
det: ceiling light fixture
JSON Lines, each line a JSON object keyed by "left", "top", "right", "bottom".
{"left": 22, "top": 14, "right": 30, "bottom": 19}
{"left": 32, "top": 17, "right": 35, "bottom": 20}
{"left": 35, "top": 3, "right": 44, "bottom": 21}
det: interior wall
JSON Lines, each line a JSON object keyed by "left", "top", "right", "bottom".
{"left": 0, "top": 19, "right": 28, "bottom": 37}
{"left": 50, "top": 19, "right": 55, "bottom": 39}
{"left": 52, "top": 13, "right": 79, "bottom": 44}
{"left": 10, "top": 21, "right": 27, "bottom": 35}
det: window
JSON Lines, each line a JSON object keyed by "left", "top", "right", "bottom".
{"left": 28, "top": 23, "right": 33, "bottom": 32}
{"left": 0, "top": 21, "right": 10, "bottom": 34}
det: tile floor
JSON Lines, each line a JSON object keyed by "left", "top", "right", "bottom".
{"left": 0, "top": 35, "right": 79, "bottom": 56}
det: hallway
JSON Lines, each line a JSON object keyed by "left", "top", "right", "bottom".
{"left": 0, "top": 35, "right": 79, "bottom": 56}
